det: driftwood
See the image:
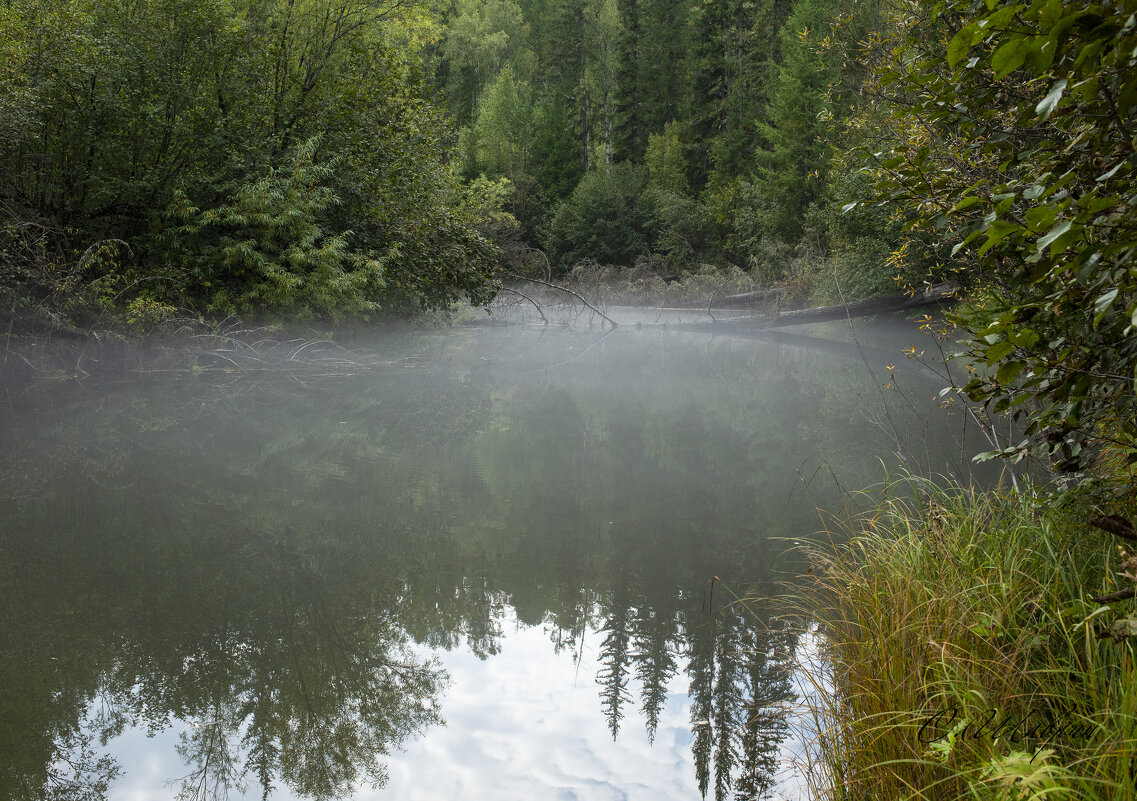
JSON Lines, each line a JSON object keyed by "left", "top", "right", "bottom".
{"left": 1091, "top": 515, "right": 1137, "bottom": 543}
{"left": 761, "top": 283, "right": 960, "bottom": 328}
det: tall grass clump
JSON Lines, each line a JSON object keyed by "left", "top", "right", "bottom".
{"left": 797, "top": 477, "right": 1137, "bottom": 800}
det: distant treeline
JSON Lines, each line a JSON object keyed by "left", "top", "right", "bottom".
{"left": 431, "top": 0, "right": 941, "bottom": 299}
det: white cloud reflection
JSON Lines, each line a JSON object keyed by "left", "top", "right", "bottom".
{"left": 106, "top": 610, "right": 812, "bottom": 801}
{"left": 379, "top": 618, "right": 697, "bottom": 801}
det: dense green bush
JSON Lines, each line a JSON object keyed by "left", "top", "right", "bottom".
{"left": 0, "top": 0, "right": 501, "bottom": 322}
{"left": 542, "top": 164, "right": 651, "bottom": 270}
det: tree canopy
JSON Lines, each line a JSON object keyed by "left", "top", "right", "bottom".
{"left": 0, "top": 0, "right": 502, "bottom": 321}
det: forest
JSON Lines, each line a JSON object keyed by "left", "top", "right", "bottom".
{"left": 1, "top": 0, "right": 940, "bottom": 319}
{"left": 3, "top": 0, "right": 1134, "bottom": 470}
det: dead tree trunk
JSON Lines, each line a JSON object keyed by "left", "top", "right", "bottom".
{"left": 761, "top": 284, "right": 959, "bottom": 328}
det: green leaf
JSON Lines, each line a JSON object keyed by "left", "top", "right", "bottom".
{"left": 1035, "top": 78, "right": 1067, "bottom": 120}
{"left": 947, "top": 26, "right": 976, "bottom": 67}
{"left": 1049, "top": 225, "right": 1082, "bottom": 255}
{"left": 1024, "top": 35, "right": 1057, "bottom": 72}
{"left": 1096, "top": 162, "right": 1125, "bottom": 182}
{"left": 1037, "top": 0, "right": 1062, "bottom": 29}
{"left": 992, "top": 36, "right": 1028, "bottom": 77}
{"left": 997, "top": 360, "right": 1027, "bottom": 383}
{"left": 952, "top": 228, "right": 984, "bottom": 255}
{"left": 1094, "top": 288, "right": 1119, "bottom": 326}
{"left": 987, "top": 341, "right": 1016, "bottom": 364}
{"left": 1080, "top": 194, "right": 1120, "bottom": 213}
{"left": 982, "top": 6, "right": 1020, "bottom": 30}
{"left": 1026, "top": 204, "right": 1058, "bottom": 232}
{"left": 1036, "top": 220, "right": 1072, "bottom": 252}
{"left": 1010, "top": 327, "right": 1039, "bottom": 348}
{"left": 979, "top": 220, "right": 1023, "bottom": 255}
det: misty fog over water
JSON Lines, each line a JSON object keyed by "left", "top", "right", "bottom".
{"left": 0, "top": 314, "right": 991, "bottom": 800}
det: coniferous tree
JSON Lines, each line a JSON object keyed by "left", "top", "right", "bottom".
{"left": 752, "top": 0, "right": 836, "bottom": 244}
{"left": 734, "top": 624, "right": 796, "bottom": 801}
{"left": 612, "top": 0, "right": 645, "bottom": 161}
{"left": 530, "top": 97, "right": 586, "bottom": 200}
{"left": 596, "top": 598, "right": 634, "bottom": 739}
{"left": 689, "top": 617, "right": 716, "bottom": 798}
{"left": 631, "top": 604, "right": 681, "bottom": 743}
{"left": 711, "top": 614, "right": 747, "bottom": 801}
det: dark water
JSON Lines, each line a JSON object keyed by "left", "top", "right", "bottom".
{"left": 0, "top": 314, "right": 982, "bottom": 801}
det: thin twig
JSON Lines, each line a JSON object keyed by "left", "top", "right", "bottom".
{"left": 508, "top": 274, "right": 619, "bottom": 328}
{"left": 499, "top": 286, "right": 548, "bottom": 324}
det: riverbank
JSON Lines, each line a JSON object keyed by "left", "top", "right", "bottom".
{"left": 796, "top": 475, "right": 1137, "bottom": 799}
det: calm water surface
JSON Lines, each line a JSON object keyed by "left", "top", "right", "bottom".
{"left": 0, "top": 313, "right": 977, "bottom": 800}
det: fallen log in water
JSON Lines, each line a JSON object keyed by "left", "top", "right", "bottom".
{"left": 760, "top": 283, "right": 960, "bottom": 328}
{"left": 671, "top": 283, "right": 961, "bottom": 331}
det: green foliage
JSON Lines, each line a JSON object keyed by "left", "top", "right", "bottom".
{"left": 0, "top": 0, "right": 501, "bottom": 324}
{"left": 442, "top": 0, "right": 532, "bottom": 125}
{"left": 528, "top": 98, "right": 586, "bottom": 200}
{"left": 543, "top": 164, "right": 651, "bottom": 269}
{"left": 124, "top": 295, "right": 178, "bottom": 330}
{"left": 645, "top": 121, "right": 689, "bottom": 195}
{"left": 455, "top": 175, "right": 538, "bottom": 276}
{"left": 799, "top": 477, "right": 1137, "bottom": 800}
{"left": 436, "top": 0, "right": 897, "bottom": 285}
{"left": 641, "top": 187, "right": 713, "bottom": 272}
{"left": 169, "top": 140, "right": 384, "bottom": 319}
{"left": 468, "top": 64, "right": 534, "bottom": 179}
{"left": 864, "top": 0, "right": 1137, "bottom": 469}
{"left": 753, "top": 0, "right": 837, "bottom": 243}
{"left": 458, "top": 175, "right": 522, "bottom": 238}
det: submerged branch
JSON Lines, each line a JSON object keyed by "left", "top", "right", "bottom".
{"left": 498, "top": 286, "right": 548, "bottom": 324}
{"left": 508, "top": 274, "right": 619, "bottom": 328}
{"left": 759, "top": 284, "right": 960, "bottom": 329}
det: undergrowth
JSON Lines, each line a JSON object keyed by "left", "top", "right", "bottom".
{"left": 559, "top": 260, "right": 779, "bottom": 308}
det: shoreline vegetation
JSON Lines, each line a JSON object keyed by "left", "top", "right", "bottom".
{"left": 791, "top": 474, "right": 1137, "bottom": 800}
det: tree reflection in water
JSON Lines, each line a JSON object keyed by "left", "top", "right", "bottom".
{"left": 1, "top": 324, "right": 957, "bottom": 799}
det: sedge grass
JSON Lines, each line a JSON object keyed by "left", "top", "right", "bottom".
{"left": 794, "top": 476, "right": 1137, "bottom": 800}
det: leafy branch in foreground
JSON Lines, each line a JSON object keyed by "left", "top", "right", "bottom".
{"left": 861, "top": 0, "right": 1137, "bottom": 472}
